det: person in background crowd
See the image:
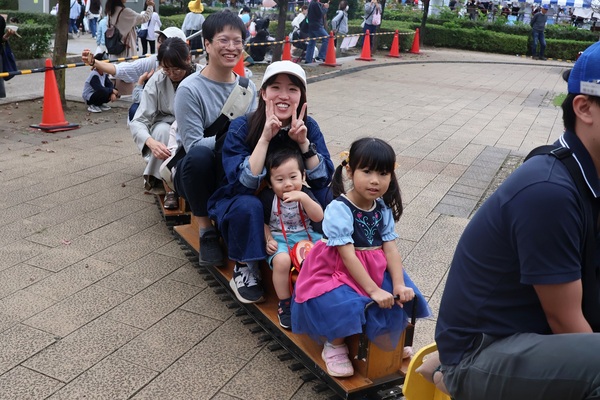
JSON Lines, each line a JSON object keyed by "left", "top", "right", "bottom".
{"left": 331, "top": 0, "right": 348, "bottom": 55}
{"left": 0, "top": 15, "right": 17, "bottom": 98}
{"left": 181, "top": 0, "right": 205, "bottom": 62}
{"left": 77, "top": 0, "right": 87, "bottom": 34}
{"left": 361, "top": 0, "right": 381, "bottom": 49}
{"left": 104, "top": 0, "right": 154, "bottom": 59}
{"left": 305, "top": 0, "right": 329, "bottom": 64}
{"left": 86, "top": 0, "right": 102, "bottom": 39}
{"left": 531, "top": 4, "right": 549, "bottom": 60}
{"left": 69, "top": 0, "right": 82, "bottom": 36}
{"left": 139, "top": 3, "right": 161, "bottom": 54}
{"left": 82, "top": 53, "right": 119, "bottom": 113}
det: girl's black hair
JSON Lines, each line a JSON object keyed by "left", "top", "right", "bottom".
{"left": 157, "top": 37, "right": 195, "bottom": 83}
{"left": 245, "top": 73, "right": 308, "bottom": 150}
{"left": 332, "top": 137, "right": 403, "bottom": 221}
{"left": 265, "top": 145, "right": 305, "bottom": 183}
{"left": 157, "top": 37, "right": 191, "bottom": 69}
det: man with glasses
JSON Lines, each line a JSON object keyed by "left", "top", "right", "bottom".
{"left": 172, "top": 10, "right": 257, "bottom": 268}
{"left": 435, "top": 41, "right": 600, "bottom": 400}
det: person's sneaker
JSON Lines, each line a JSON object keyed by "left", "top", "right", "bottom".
{"left": 87, "top": 105, "right": 102, "bottom": 113}
{"left": 230, "top": 263, "right": 264, "bottom": 303}
{"left": 532, "top": 56, "right": 539, "bottom": 60}
{"left": 315, "top": 57, "right": 324, "bottom": 62}
{"left": 277, "top": 298, "right": 292, "bottom": 329}
{"left": 540, "top": 57, "right": 548, "bottom": 61}
{"left": 321, "top": 342, "right": 354, "bottom": 378}
{"left": 198, "top": 230, "right": 224, "bottom": 267}
{"left": 100, "top": 104, "right": 111, "bottom": 111}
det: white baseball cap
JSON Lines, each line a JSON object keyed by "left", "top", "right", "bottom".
{"left": 261, "top": 61, "right": 307, "bottom": 90}
{"left": 155, "top": 27, "right": 187, "bottom": 42}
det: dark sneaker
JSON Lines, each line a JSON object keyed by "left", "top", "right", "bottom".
{"left": 199, "top": 230, "right": 223, "bottom": 267}
{"left": 277, "top": 298, "right": 292, "bottom": 329}
{"left": 540, "top": 57, "right": 548, "bottom": 61}
{"left": 230, "top": 264, "right": 264, "bottom": 303}
{"left": 532, "top": 56, "right": 539, "bottom": 60}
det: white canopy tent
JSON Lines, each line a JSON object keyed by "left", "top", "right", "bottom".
{"left": 531, "top": 0, "right": 592, "bottom": 8}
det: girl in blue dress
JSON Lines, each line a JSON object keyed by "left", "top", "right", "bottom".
{"left": 292, "top": 137, "right": 431, "bottom": 378}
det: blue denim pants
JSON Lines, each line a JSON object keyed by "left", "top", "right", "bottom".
{"left": 531, "top": 29, "right": 546, "bottom": 58}
{"left": 305, "top": 26, "right": 329, "bottom": 63}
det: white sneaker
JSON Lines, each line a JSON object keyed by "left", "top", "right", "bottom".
{"left": 99, "top": 104, "right": 111, "bottom": 111}
{"left": 87, "top": 105, "right": 102, "bottom": 113}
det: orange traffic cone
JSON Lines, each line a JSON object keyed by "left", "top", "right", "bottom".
{"left": 386, "top": 30, "right": 401, "bottom": 58}
{"left": 321, "top": 31, "right": 340, "bottom": 67}
{"left": 30, "top": 59, "right": 79, "bottom": 133}
{"left": 356, "top": 29, "right": 375, "bottom": 61}
{"left": 409, "top": 28, "right": 420, "bottom": 54}
{"left": 233, "top": 55, "right": 245, "bottom": 77}
{"left": 282, "top": 36, "right": 292, "bottom": 61}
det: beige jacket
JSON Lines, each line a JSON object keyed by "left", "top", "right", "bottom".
{"left": 108, "top": 5, "right": 153, "bottom": 58}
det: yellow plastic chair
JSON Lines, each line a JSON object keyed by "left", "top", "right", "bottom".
{"left": 403, "top": 343, "right": 451, "bottom": 400}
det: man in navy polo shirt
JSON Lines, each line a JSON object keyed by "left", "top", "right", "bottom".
{"left": 435, "top": 42, "right": 600, "bottom": 400}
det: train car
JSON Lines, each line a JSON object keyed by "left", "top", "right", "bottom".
{"left": 157, "top": 196, "right": 419, "bottom": 400}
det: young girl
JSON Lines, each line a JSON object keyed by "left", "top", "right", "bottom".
{"left": 260, "top": 146, "right": 324, "bottom": 329}
{"left": 292, "top": 137, "right": 431, "bottom": 378}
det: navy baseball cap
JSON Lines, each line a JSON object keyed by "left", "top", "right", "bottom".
{"left": 542, "top": 4, "right": 549, "bottom": 9}
{"left": 568, "top": 41, "right": 600, "bottom": 96}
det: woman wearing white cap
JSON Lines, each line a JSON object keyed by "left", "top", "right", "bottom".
{"left": 208, "top": 61, "right": 334, "bottom": 305}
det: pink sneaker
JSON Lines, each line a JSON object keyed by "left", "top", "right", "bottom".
{"left": 321, "top": 342, "right": 354, "bottom": 378}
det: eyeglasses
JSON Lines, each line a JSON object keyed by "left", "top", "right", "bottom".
{"left": 212, "top": 37, "right": 244, "bottom": 48}
{"left": 161, "top": 66, "right": 185, "bottom": 74}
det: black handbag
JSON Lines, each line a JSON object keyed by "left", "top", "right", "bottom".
{"left": 138, "top": 28, "right": 148, "bottom": 40}
{"left": 105, "top": 8, "right": 127, "bottom": 54}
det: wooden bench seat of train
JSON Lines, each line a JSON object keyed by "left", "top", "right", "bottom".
{"left": 173, "top": 219, "right": 417, "bottom": 399}
{"left": 155, "top": 193, "right": 191, "bottom": 226}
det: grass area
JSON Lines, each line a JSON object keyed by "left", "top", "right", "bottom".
{"left": 553, "top": 93, "right": 567, "bottom": 107}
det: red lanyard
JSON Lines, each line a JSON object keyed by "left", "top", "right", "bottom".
{"left": 277, "top": 197, "right": 312, "bottom": 254}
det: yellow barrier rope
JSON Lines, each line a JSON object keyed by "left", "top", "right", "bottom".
{"left": 0, "top": 30, "right": 412, "bottom": 79}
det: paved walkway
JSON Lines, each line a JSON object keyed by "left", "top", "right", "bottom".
{"left": 0, "top": 37, "right": 571, "bottom": 399}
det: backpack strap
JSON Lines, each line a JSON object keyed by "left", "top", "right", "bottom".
{"left": 525, "top": 145, "right": 600, "bottom": 330}
{"left": 204, "top": 76, "right": 251, "bottom": 138}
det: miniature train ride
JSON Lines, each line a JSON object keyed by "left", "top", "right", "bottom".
{"left": 156, "top": 194, "right": 440, "bottom": 400}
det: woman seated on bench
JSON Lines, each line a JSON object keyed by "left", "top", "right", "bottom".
{"left": 208, "top": 61, "right": 334, "bottom": 305}
{"left": 129, "top": 37, "right": 201, "bottom": 208}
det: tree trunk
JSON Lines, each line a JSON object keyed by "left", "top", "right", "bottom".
{"left": 420, "top": 0, "right": 429, "bottom": 46}
{"left": 53, "top": 0, "right": 70, "bottom": 107}
{"left": 273, "top": 0, "right": 289, "bottom": 62}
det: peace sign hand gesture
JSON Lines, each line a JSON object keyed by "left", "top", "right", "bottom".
{"left": 288, "top": 102, "right": 308, "bottom": 146}
{"left": 261, "top": 100, "right": 282, "bottom": 143}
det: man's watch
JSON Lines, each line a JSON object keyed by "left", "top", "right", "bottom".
{"left": 302, "top": 142, "right": 317, "bottom": 159}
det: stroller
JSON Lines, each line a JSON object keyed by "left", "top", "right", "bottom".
{"left": 248, "top": 17, "right": 274, "bottom": 62}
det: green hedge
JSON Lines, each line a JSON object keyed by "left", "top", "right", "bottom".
{"left": 0, "top": 9, "right": 58, "bottom": 28}
{"left": 7, "top": 23, "right": 53, "bottom": 59}
{"left": 415, "top": 23, "right": 595, "bottom": 60}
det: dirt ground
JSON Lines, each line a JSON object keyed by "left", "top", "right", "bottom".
{"left": 1, "top": 99, "right": 129, "bottom": 144}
